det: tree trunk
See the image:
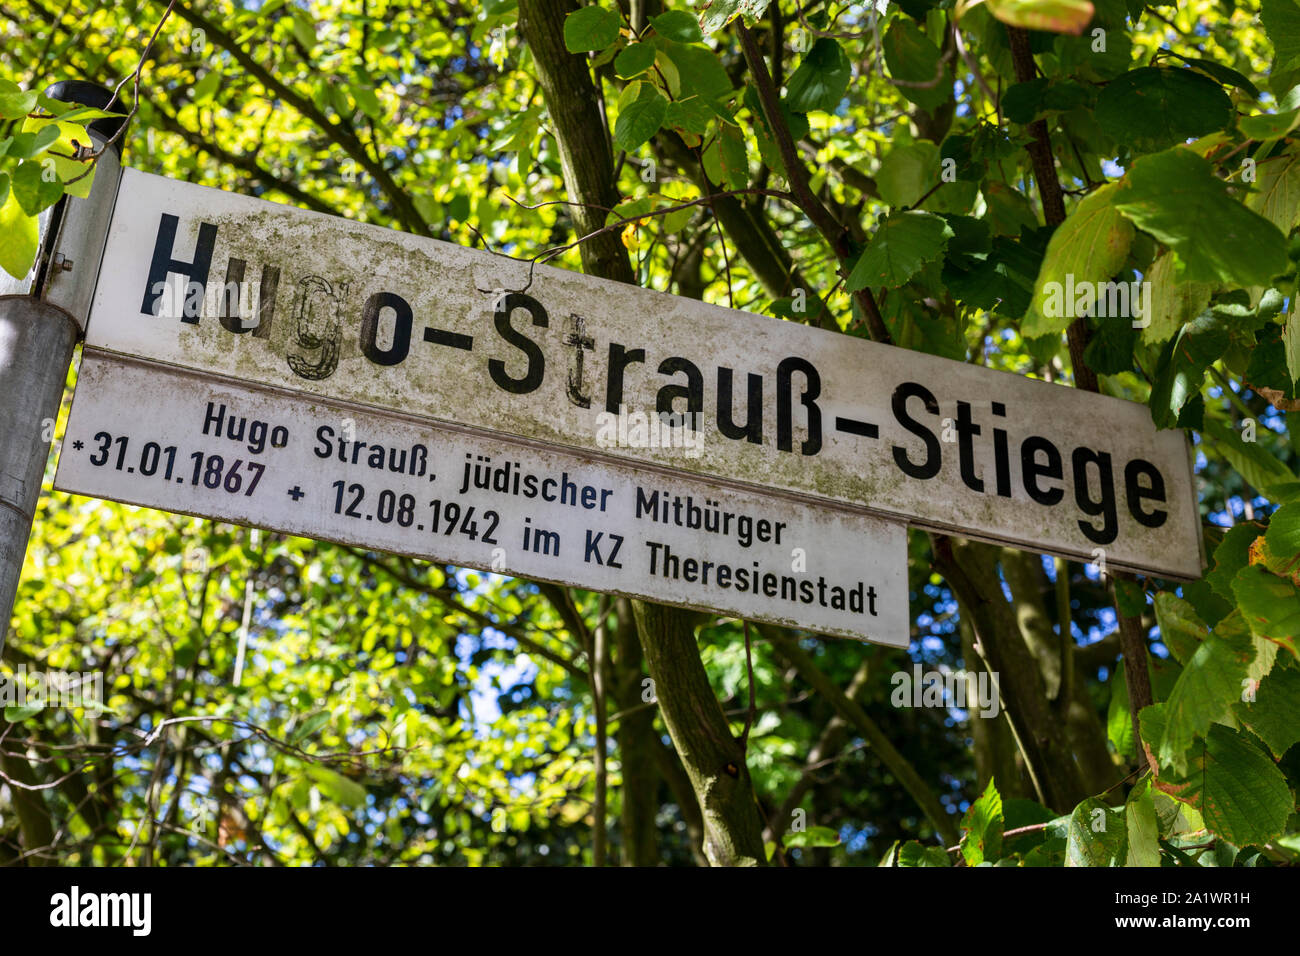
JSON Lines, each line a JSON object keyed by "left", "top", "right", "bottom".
{"left": 612, "top": 598, "right": 659, "bottom": 865}
{"left": 518, "top": 0, "right": 768, "bottom": 866}
{"left": 632, "top": 601, "right": 768, "bottom": 865}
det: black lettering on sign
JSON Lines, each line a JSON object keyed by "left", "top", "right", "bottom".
{"left": 216, "top": 259, "right": 280, "bottom": 336}
{"left": 141, "top": 213, "right": 217, "bottom": 323}
{"left": 286, "top": 275, "right": 345, "bottom": 381}
{"left": 583, "top": 530, "right": 625, "bottom": 568}
{"left": 656, "top": 356, "right": 703, "bottom": 427}
{"left": 776, "top": 356, "right": 822, "bottom": 456}
{"left": 489, "top": 292, "right": 548, "bottom": 394}
{"left": 563, "top": 315, "right": 594, "bottom": 409}
{"left": 423, "top": 326, "right": 473, "bottom": 351}
{"left": 716, "top": 367, "right": 763, "bottom": 444}
{"left": 1072, "top": 447, "right": 1117, "bottom": 545}
{"left": 954, "top": 401, "right": 983, "bottom": 493}
{"left": 1021, "top": 436, "right": 1065, "bottom": 506}
{"left": 1125, "top": 459, "right": 1168, "bottom": 528}
{"left": 218, "top": 257, "right": 247, "bottom": 332}
{"left": 253, "top": 265, "right": 281, "bottom": 340}
{"left": 605, "top": 343, "right": 645, "bottom": 414}
{"left": 891, "top": 381, "right": 940, "bottom": 479}
{"left": 991, "top": 402, "right": 1011, "bottom": 498}
{"left": 834, "top": 417, "right": 878, "bottom": 439}
{"left": 360, "top": 291, "right": 413, "bottom": 366}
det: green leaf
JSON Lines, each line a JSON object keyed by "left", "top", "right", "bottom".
{"left": 1143, "top": 706, "right": 1292, "bottom": 847}
{"left": 1167, "top": 54, "right": 1260, "bottom": 99}
{"left": 1207, "top": 521, "right": 1266, "bottom": 601}
{"left": 1234, "top": 660, "right": 1300, "bottom": 758}
{"left": 1232, "top": 563, "right": 1300, "bottom": 657}
{"left": 1066, "top": 797, "right": 1127, "bottom": 866}
{"left": 1146, "top": 315, "right": 1227, "bottom": 429}
{"left": 192, "top": 69, "right": 221, "bottom": 104}
{"left": 1285, "top": 307, "right": 1300, "bottom": 397}
{"left": 0, "top": 189, "right": 39, "bottom": 279}
{"left": 1261, "top": 0, "right": 1300, "bottom": 73}
{"left": 785, "top": 38, "right": 852, "bottom": 114}
{"left": 304, "top": 764, "right": 367, "bottom": 808}
{"left": 613, "top": 81, "right": 667, "bottom": 152}
{"left": 1112, "top": 148, "right": 1289, "bottom": 288}
{"left": 883, "top": 19, "right": 950, "bottom": 113}
{"left": 960, "top": 778, "right": 1004, "bottom": 865}
{"left": 1245, "top": 322, "right": 1297, "bottom": 399}
{"left": 877, "top": 841, "right": 900, "bottom": 866}
{"left": 10, "top": 159, "right": 63, "bottom": 216}
{"left": 291, "top": 711, "right": 331, "bottom": 743}
{"left": 942, "top": 233, "right": 1041, "bottom": 317}
{"left": 563, "top": 5, "right": 621, "bottom": 53}
{"left": 698, "top": 0, "right": 771, "bottom": 34}
{"left": 1096, "top": 69, "right": 1233, "bottom": 155}
{"left": 289, "top": 7, "right": 316, "bottom": 49}
{"left": 648, "top": 10, "right": 703, "bottom": 43}
{"left": 1002, "top": 79, "right": 1050, "bottom": 124}
{"left": 847, "top": 211, "right": 953, "bottom": 292}
{"left": 8, "top": 125, "right": 60, "bottom": 160}
{"left": 614, "top": 42, "right": 657, "bottom": 79}
{"left": 1141, "top": 252, "right": 1212, "bottom": 345}
{"left": 1265, "top": 504, "right": 1300, "bottom": 572}
{"left": 1182, "top": 576, "right": 1233, "bottom": 628}
{"left": 985, "top": 0, "right": 1097, "bottom": 35}
{"left": 896, "top": 841, "right": 951, "bottom": 866}
{"left": 876, "top": 140, "right": 940, "bottom": 208}
{"left": 4, "top": 704, "right": 44, "bottom": 721}
{"left": 1082, "top": 310, "right": 1137, "bottom": 374}
{"left": 1023, "top": 183, "right": 1134, "bottom": 338}
{"left": 1124, "top": 778, "right": 1162, "bottom": 867}
{"left": 0, "top": 87, "right": 39, "bottom": 119}
{"left": 782, "top": 825, "right": 840, "bottom": 848}
{"left": 22, "top": 118, "right": 94, "bottom": 197}
{"left": 715, "top": 121, "right": 748, "bottom": 190}
{"left": 1157, "top": 615, "right": 1255, "bottom": 773}
{"left": 1154, "top": 592, "right": 1207, "bottom": 665}
{"left": 1053, "top": 16, "right": 1133, "bottom": 81}
{"left": 1240, "top": 107, "right": 1300, "bottom": 140}
{"left": 1200, "top": 416, "right": 1296, "bottom": 493}
{"left": 52, "top": 106, "right": 124, "bottom": 124}
{"left": 351, "top": 83, "right": 382, "bottom": 120}
{"left": 665, "top": 45, "right": 732, "bottom": 103}
{"left": 665, "top": 96, "right": 713, "bottom": 135}
{"left": 1107, "top": 666, "right": 1135, "bottom": 759}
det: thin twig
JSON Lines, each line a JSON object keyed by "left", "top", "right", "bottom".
{"left": 63, "top": 0, "right": 175, "bottom": 185}
{"left": 739, "top": 621, "right": 757, "bottom": 753}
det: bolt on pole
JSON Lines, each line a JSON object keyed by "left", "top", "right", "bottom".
{"left": 0, "top": 81, "right": 127, "bottom": 655}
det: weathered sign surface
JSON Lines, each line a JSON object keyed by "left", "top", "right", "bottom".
{"left": 79, "top": 169, "right": 1202, "bottom": 577}
{"left": 54, "top": 352, "right": 910, "bottom": 645}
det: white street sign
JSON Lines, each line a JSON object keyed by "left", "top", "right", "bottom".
{"left": 54, "top": 352, "right": 910, "bottom": 645}
{"left": 80, "top": 169, "right": 1202, "bottom": 577}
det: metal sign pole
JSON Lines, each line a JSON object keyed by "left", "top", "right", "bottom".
{"left": 0, "top": 82, "right": 125, "bottom": 654}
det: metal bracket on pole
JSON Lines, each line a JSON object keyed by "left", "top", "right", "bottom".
{"left": 0, "top": 81, "right": 127, "bottom": 654}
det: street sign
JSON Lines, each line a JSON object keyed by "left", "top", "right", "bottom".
{"left": 79, "top": 169, "right": 1202, "bottom": 577}
{"left": 54, "top": 352, "right": 910, "bottom": 645}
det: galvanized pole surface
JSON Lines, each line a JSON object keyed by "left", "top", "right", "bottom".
{"left": 0, "top": 81, "right": 125, "bottom": 655}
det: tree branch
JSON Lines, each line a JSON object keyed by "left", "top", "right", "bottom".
{"left": 163, "top": 0, "right": 428, "bottom": 235}
{"left": 735, "top": 21, "right": 892, "bottom": 343}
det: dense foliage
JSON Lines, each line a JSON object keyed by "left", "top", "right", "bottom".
{"left": 1, "top": 0, "right": 1298, "bottom": 866}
